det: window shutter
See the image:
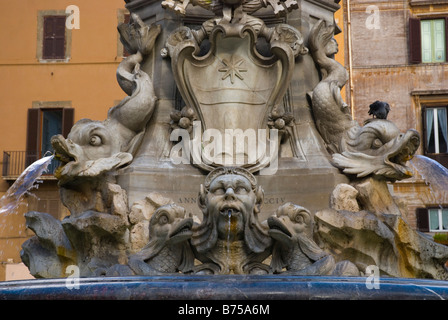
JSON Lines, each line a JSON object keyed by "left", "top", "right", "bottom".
{"left": 409, "top": 17, "right": 422, "bottom": 64}
{"left": 421, "top": 20, "right": 433, "bottom": 63}
{"left": 416, "top": 208, "right": 430, "bottom": 232}
{"left": 445, "top": 17, "right": 448, "bottom": 62}
{"left": 62, "top": 108, "right": 74, "bottom": 138}
{"left": 433, "top": 19, "right": 446, "bottom": 62}
{"left": 43, "top": 16, "right": 54, "bottom": 59}
{"left": 26, "top": 109, "right": 40, "bottom": 166}
{"left": 43, "top": 16, "right": 66, "bottom": 59}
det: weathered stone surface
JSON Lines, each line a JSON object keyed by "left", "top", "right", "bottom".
{"left": 268, "top": 202, "right": 359, "bottom": 276}
{"left": 315, "top": 207, "right": 448, "bottom": 279}
{"left": 330, "top": 183, "right": 359, "bottom": 212}
{"left": 353, "top": 177, "right": 402, "bottom": 217}
{"left": 129, "top": 192, "right": 175, "bottom": 252}
{"left": 20, "top": 211, "right": 75, "bottom": 279}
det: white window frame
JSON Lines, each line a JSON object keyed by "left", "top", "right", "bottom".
{"left": 425, "top": 106, "right": 448, "bottom": 154}
{"left": 421, "top": 19, "right": 446, "bottom": 63}
{"left": 429, "top": 208, "right": 448, "bottom": 232}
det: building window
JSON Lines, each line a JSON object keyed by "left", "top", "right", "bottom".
{"left": 424, "top": 107, "right": 448, "bottom": 154}
{"left": 37, "top": 10, "right": 72, "bottom": 62}
{"left": 422, "top": 105, "right": 448, "bottom": 168}
{"left": 3, "top": 104, "right": 73, "bottom": 178}
{"left": 41, "top": 109, "right": 63, "bottom": 154}
{"left": 409, "top": 17, "right": 448, "bottom": 64}
{"left": 416, "top": 207, "right": 448, "bottom": 232}
{"left": 26, "top": 103, "right": 74, "bottom": 166}
{"left": 42, "top": 16, "right": 66, "bottom": 59}
{"left": 429, "top": 208, "right": 448, "bottom": 232}
{"left": 421, "top": 19, "right": 446, "bottom": 63}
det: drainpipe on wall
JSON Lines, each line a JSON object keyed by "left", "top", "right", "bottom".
{"left": 346, "top": 0, "right": 355, "bottom": 120}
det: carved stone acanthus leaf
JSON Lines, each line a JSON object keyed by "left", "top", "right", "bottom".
{"left": 117, "top": 13, "right": 161, "bottom": 56}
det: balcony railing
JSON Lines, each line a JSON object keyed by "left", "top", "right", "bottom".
{"left": 2, "top": 151, "right": 60, "bottom": 179}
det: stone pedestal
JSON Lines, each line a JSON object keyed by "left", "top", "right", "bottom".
{"left": 118, "top": 0, "right": 348, "bottom": 219}
{"left": 118, "top": 158, "right": 348, "bottom": 221}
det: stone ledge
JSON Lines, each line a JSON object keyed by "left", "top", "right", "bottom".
{"left": 1, "top": 275, "right": 447, "bottom": 300}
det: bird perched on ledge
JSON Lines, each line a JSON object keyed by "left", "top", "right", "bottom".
{"left": 368, "top": 100, "right": 390, "bottom": 119}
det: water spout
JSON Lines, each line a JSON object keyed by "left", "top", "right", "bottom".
{"left": 0, "top": 155, "right": 54, "bottom": 215}
{"left": 410, "top": 155, "right": 448, "bottom": 192}
{"left": 409, "top": 155, "right": 448, "bottom": 205}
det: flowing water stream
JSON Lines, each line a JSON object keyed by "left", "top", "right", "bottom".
{"left": 409, "top": 155, "right": 448, "bottom": 193}
{"left": 0, "top": 155, "right": 54, "bottom": 215}
{"left": 0, "top": 155, "right": 54, "bottom": 258}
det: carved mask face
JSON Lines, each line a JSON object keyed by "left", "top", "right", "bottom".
{"left": 206, "top": 174, "right": 256, "bottom": 241}
{"left": 193, "top": 167, "right": 270, "bottom": 254}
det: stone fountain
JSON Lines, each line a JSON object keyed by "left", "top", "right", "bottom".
{"left": 2, "top": 0, "right": 448, "bottom": 300}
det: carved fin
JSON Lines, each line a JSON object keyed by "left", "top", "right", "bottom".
{"left": 296, "top": 233, "right": 329, "bottom": 262}
{"left": 124, "top": 130, "right": 145, "bottom": 156}
{"left": 332, "top": 152, "right": 379, "bottom": 178}
{"left": 309, "top": 19, "right": 334, "bottom": 53}
{"left": 78, "top": 152, "right": 133, "bottom": 178}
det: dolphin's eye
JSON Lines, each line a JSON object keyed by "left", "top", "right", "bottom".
{"left": 293, "top": 213, "right": 304, "bottom": 224}
{"left": 158, "top": 214, "right": 169, "bottom": 225}
{"left": 372, "top": 138, "right": 383, "bottom": 149}
{"left": 89, "top": 135, "right": 102, "bottom": 146}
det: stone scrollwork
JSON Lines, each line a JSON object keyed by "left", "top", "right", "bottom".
{"left": 269, "top": 24, "right": 309, "bottom": 57}
{"left": 164, "top": 8, "right": 307, "bottom": 173}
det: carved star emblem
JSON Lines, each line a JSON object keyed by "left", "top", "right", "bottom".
{"left": 218, "top": 56, "right": 247, "bottom": 84}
